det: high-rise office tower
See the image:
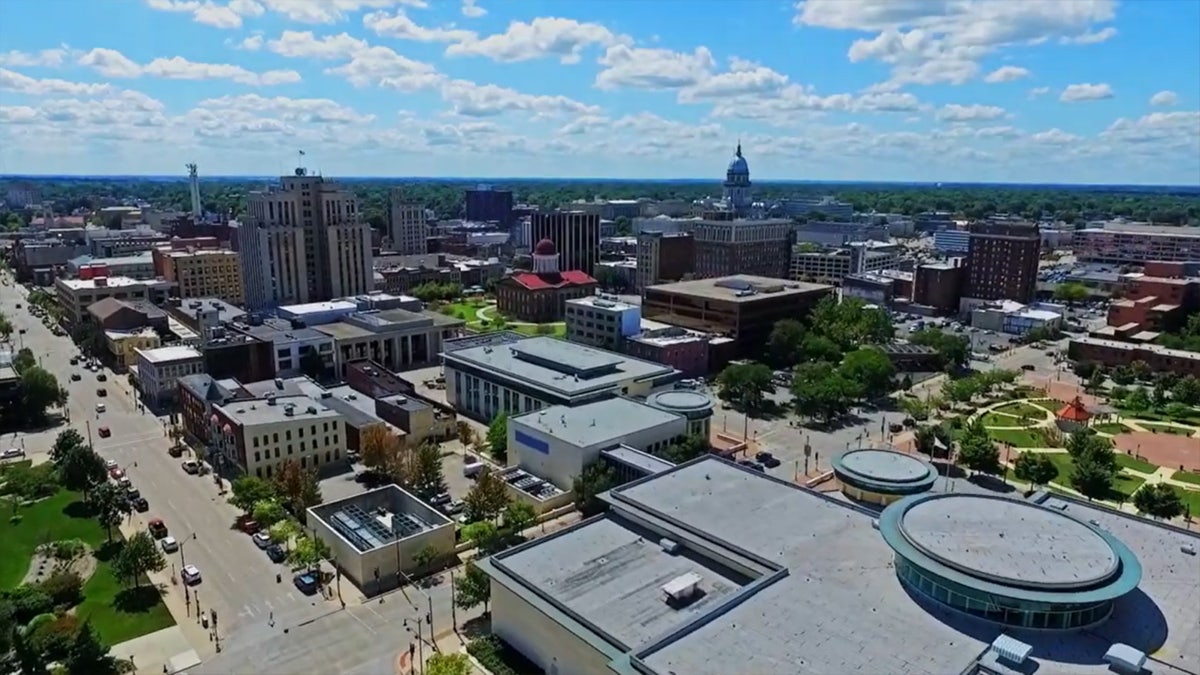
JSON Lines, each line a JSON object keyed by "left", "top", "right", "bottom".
{"left": 388, "top": 188, "right": 427, "bottom": 255}
{"left": 964, "top": 222, "right": 1040, "bottom": 303}
{"left": 465, "top": 185, "right": 513, "bottom": 226}
{"left": 530, "top": 211, "right": 600, "bottom": 277}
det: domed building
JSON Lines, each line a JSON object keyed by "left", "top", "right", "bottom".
{"left": 723, "top": 142, "right": 752, "bottom": 215}
{"left": 495, "top": 238, "right": 597, "bottom": 323}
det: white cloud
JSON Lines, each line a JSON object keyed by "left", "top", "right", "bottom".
{"left": 324, "top": 45, "right": 440, "bottom": 90}
{"left": 1031, "top": 128, "right": 1080, "bottom": 145}
{"left": 0, "top": 68, "right": 112, "bottom": 96}
{"left": 678, "top": 57, "right": 789, "bottom": 101}
{"left": 440, "top": 78, "right": 599, "bottom": 117}
{"left": 256, "top": 0, "right": 409, "bottom": 24}
{"left": 1060, "top": 82, "right": 1114, "bottom": 102}
{"left": 595, "top": 45, "right": 715, "bottom": 90}
{"left": 0, "top": 47, "right": 74, "bottom": 68}
{"left": 935, "top": 103, "right": 1007, "bottom": 122}
{"left": 557, "top": 115, "right": 609, "bottom": 135}
{"left": 447, "top": 17, "right": 626, "bottom": 64}
{"left": 363, "top": 11, "right": 476, "bottom": 43}
{"left": 268, "top": 31, "right": 367, "bottom": 59}
{"left": 196, "top": 93, "right": 374, "bottom": 124}
{"left": 1101, "top": 111, "right": 1200, "bottom": 146}
{"left": 144, "top": 0, "right": 263, "bottom": 29}
{"left": 984, "top": 65, "right": 1030, "bottom": 83}
{"left": 78, "top": 48, "right": 300, "bottom": 85}
{"left": 236, "top": 34, "right": 264, "bottom": 51}
{"left": 461, "top": 0, "right": 485, "bottom": 18}
{"left": 1061, "top": 26, "right": 1117, "bottom": 45}
{"left": 1149, "top": 90, "right": 1179, "bottom": 107}
{"left": 1028, "top": 86, "right": 1050, "bottom": 99}
{"left": 796, "top": 0, "right": 1117, "bottom": 87}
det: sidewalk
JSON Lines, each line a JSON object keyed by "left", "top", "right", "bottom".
{"left": 110, "top": 626, "right": 199, "bottom": 675}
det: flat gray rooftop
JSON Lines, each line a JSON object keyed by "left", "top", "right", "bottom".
{"left": 900, "top": 495, "right": 1119, "bottom": 589}
{"left": 445, "top": 336, "right": 676, "bottom": 398}
{"left": 497, "top": 517, "right": 746, "bottom": 651}
{"left": 840, "top": 449, "right": 931, "bottom": 483}
{"left": 491, "top": 457, "right": 1200, "bottom": 675}
{"left": 601, "top": 445, "right": 675, "bottom": 476}
{"left": 513, "top": 398, "right": 682, "bottom": 449}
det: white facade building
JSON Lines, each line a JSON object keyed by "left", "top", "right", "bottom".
{"left": 388, "top": 191, "right": 428, "bottom": 255}
{"left": 134, "top": 345, "right": 204, "bottom": 407}
{"left": 211, "top": 394, "right": 345, "bottom": 479}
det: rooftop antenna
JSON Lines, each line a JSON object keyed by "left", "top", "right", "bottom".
{"left": 186, "top": 163, "right": 202, "bottom": 218}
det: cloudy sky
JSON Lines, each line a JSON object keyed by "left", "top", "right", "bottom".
{"left": 1, "top": 0, "right": 1198, "bottom": 184}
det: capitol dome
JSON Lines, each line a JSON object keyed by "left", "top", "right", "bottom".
{"left": 533, "top": 238, "right": 557, "bottom": 256}
{"left": 727, "top": 143, "right": 749, "bottom": 174}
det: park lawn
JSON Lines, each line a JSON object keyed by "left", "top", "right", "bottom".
{"left": 512, "top": 323, "right": 566, "bottom": 337}
{"left": 980, "top": 412, "right": 1022, "bottom": 427}
{"left": 0, "top": 490, "right": 105, "bottom": 589}
{"left": 1169, "top": 486, "right": 1200, "bottom": 518}
{"left": 440, "top": 301, "right": 487, "bottom": 322}
{"left": 1043, "top": 453, "right": 1145, "bottom": 499}
{"left": 1172, "top": 469, "right": 1200, "bottom": 487}
{"left": 0, "top": 490, "right": 174, "bottom": 645}
{"left": 1113, "top": 453, "right": 1157, "bottom": 475}
{"left": 1092, "top": 422, "right": 1132, "bottom": 435}
{"left": 989, "top": 428, "right": 1057, "bottom": 448}
{"left": 994, "top": 401, "right": 1052, "bottom": 419}
{"left": 1137, "top": 421, "right": 1195, "bottom": 436}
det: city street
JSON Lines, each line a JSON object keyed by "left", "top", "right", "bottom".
{"left": 0, "top": 281, "right": 337, "bottom": 657}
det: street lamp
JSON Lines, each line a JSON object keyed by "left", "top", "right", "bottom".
{"left": 178, "top": 532, "right": 198, "bottom": 566}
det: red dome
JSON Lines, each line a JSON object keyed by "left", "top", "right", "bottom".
{"left": 533, "top": 238, "right": 556, "bottom": 256}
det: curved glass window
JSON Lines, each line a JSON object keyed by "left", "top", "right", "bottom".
{"left": 894, "top": 556, "right": 1113, "bottom": 630}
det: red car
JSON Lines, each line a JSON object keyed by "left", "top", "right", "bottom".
{"left": 109, "top": 467, "right": 124, "bottom": 480}
{"left": 98, "top": 426, "right": 111, "bottom": 438}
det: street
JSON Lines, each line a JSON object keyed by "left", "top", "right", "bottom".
{"left": 0, "top": 281, "right": 337, "bottom": 657}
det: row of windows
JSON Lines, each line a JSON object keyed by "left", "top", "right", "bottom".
{"left": 253, "top": 448, "right": 340, "bottom": 479}
{"left": 252, "top": 423, "right": 337, "bottom": 446}
{"left": 252, "top": 437, "right": 338, "bottom": 463}
{"left": 894, "top": 556, "right": 1113, "bottom": 630}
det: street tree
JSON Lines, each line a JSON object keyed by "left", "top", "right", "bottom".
{"left": 1171, "top": 375, "right": 1200, "bottom": 406}
{"left": 1132, "top": 483, "right": 1185, "bottom": 520}
{"left": 461, "top": 521, "right": 501, "bottom": 553}
{"left": 0, "top": 312, "right": 12, "bottom": 340}
{"left": 426, "top": 653, "right": 472, "bottom": 675}
{"left": 808, "top": 296, "right": 894, "bottom": 351}
{"left": 1070, "top": 453, "right": 1116, "bottom": 501}
{"left": 360, "top": 424, "right": 403, "bottom": 475}
{"left": 268, "top": 520, "right": 300, "bottom": 549}
{"left": 1012, "top": 452, "right": 1058, "bottom": 489}
{"left": 88, "top": 482, "right": 131, "bottom": 543}
{"left": 410, "top": 441, "right": 447, "bottom": 501}
{"left": 252, "top": 499, "right": 288, "bottom": 527}
{"left": 19, "top": 366, "right": 68, "bottom": 424}
{"left": 909, "top": 328, "right": 971, "bottom": 372}
{"left": 660, "top": 434, "right": 709, "bottom": 463}
{"left": 464, "top": 468, "right": 510, "bottom": 523}
{"left": 456, "top": 421, "right": 476, "bottom": 448}
{"left": 1072, "top": 361, "right": 1097, "bottom": 379}
{"left": 64, "top": 620, "right": 114, "bottom": 675}
{"left": 956, "top": 420, "right": 1001, "bottom": 476}
{"left": 486, "top": 412, "right": 508, "bottom": 462}
{"left": 716, "top": 361, "right": 774, "bottom": 413}
{"left": 50, "top": 429, "right": 86, "bottom": 463}
{"left": 412, "top": 544, "right": 441, "bottom": 571}
{"left": 58, "top": 446, "right": 107, "bottom": 498}
{"left": 273, "top": 459, "right": 322, "bottom": 517}
{"left": 287, "top": 535, "right": 331, "bottom": 572}
{"left": 230, "top": 476, "right": 276, "bottom": 512}
{"left": 914, "top": 425, "right": 952, "bottom": 459}
{"left": 766, "top": 319, "right": 806, "bottom": 368}
{"left": 503, "top": 501, "right": 535, "bottom": 535}
{"left": 1053, "top": 282, "right": 1090, "bottom": 305}
{"left": 800, "top": 334, "right": 843, "bottom": 364}
{"left": 1086, "top": 368, "right": 1106, "bottom": 394}
{"left": 790, "top": 362, "right": 853, "bottom": 423}
{"left": 112, "top": 531, "right": 166, "bottom": 589}
{"left": 573, "top": 461, "right": 616, "bottom": 517}
{"left": 454, "top": 561, "right": 491, "bottom": 613}
{"left": 839, "top": 347, "right": 895, "bottom": 402}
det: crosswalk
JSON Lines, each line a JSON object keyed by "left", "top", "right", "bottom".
{"left": 94, "top": 429, "right": 166, "bottom": 454}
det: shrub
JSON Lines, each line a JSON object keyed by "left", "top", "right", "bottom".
{"left": 3, "top": 585, "right": 55, "bottom": 623}
{"left": 29, "top": 613, "right": 80, "bottom": 662}
{"left": 40, "top": 570, "right": 83, "bottom": 608}
{"left": 466, "top": 636, "right": 542, "bottom": 675}
{"left": 47, "top": 539, "right": 87, "bottom": 561}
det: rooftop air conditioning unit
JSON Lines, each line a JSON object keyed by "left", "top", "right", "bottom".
{"left": 659, "top": 538, "right": 680, "bottom": 554}
{"left": 320, "top": 391, "right": 332, "bottom": 399}
{"left": 661, "top": 573, "right": 701, "bottom": 603}
{"left": 283, "top": 407, "right": 294, "bottom": 417}
{"left": 307, "top": 406, "right": 317, "bottom": 414}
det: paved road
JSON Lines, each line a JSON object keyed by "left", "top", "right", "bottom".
{"left": 0, "top": 280, "right": 336, "bottom": 652}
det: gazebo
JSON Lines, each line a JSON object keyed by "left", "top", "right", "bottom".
{"left": 1056, "top": 396, "right": 1092, "bottom": 432}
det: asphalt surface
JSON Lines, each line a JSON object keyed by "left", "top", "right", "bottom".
{"left": 0, "top": 280, "right": 336, "bottom": 650}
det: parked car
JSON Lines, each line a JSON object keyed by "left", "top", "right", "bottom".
{"left": 293, "top": 573, "right": 318, "bottom": 594}
{"left": 266, "top": 544, "right": 286, "bottom": 563}
{"left": 96, "top": 387, "right": 106, "bottom": 397}
{"left": 125, "top": 487, "right": 140, "bottom": 501}
{"left": 755, "top": 452, "right": 781, "bottom": 469}
{"left": 148, "top": 519, "right": 168, "bottom": 538}
{"left": 70, "top": 373, "right": 81, "bottom": 381}
{"left": 430, "top": 492, "right": 452, "bottom": 506}
{"left": 181, "top": 564, "right": 202, "bottom": 585}
{"left": 181, "top": 460, "right": 200, "bottom": 474}
{"left": 160, "top": 536, "right": 179, "bottom": 553}
{"left": 168, "top": 445, "right": 183, "bottom": 458}
{"left": 96, "top": 373, "right": 107, "bottom": 382}
{"left": 237, "top": 514, "right": 260, "bottom": 534}
{"left": 443, "top": 500, "right": 465, "bottom": 515}
{"left": 95, "top": 403, "right": 106, "bottom": 413}
{"left": 109, "top": 467, "right": 124, "bottom": 480}
{"left": 98, "top": 426, "right": 111, "bottom": 438}
{"left": 1, "top": 448, "right": 25, "bottom": 460}
{"left": 252, "top": 532, "right": 272, "bottom": 549}
{"left": 131, "top": 497, "right": 149, "bottom": 512}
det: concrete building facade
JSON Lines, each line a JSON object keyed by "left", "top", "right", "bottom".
{"left": 135, "top": 345, "right": 205, "bottom": 407}
{"left": 635, "top": 231, "right": 695, "bottom": 293}
{"left": 55, "top": 276, "right": 173, "bottom": 326}
{"left": 691, "top": 219, "right": 793, "bottom": 280}
{"left": 387, "top": 191, "right": 428, "bottom": 255}
{"left": 564, "top": 295, "right": 642, "bottom": 351}
{"left": 964, "top": 222, "right": 1040, "bottom": 303}
{"left": 530, "top": 211, "right": 601, "bottom": 277}
{"left": 210, "top": 393, "right": 345, "bottom": 479}
{"left": 154, "top": 246, "right": 244, "bottom": 305}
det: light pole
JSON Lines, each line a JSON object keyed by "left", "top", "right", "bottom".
{"left": 178, "top": 532, "right": 198, "bottom": 567}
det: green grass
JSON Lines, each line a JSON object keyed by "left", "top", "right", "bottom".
{"left": 989, "top": 428, "right": 1059, "bottom": 448}
{"left": 0, "top": 490, "right": 174, "bottom": 645}
{"left": 1091, "top": 422, "right": 1131, "bottom": 435}
{"left": 1137, "top": 421, "right": 1195, "bottom": 436}
{"left": 980, "top": 412, "right": 1023, "bottom": 427}
{"left": 1113, "top": 453, "right": 1157, "bottom": 474}
{"left": 994, "top": 401, "right": 1052, "bottom": 419}
{"left": 440, "top": 301, "right": 488, "bottom": 322}
{"left": 1172, "top": 470, "right": 1200, "bottom": 486}
{"left": 1043, "top": 452, "right": 1147, "bottom": 499}
{"left": 511, "top": 323, "right": 566, "bottom": 337}
{"left": 1169, "top": 485, "right": 1200, "bottom": 518}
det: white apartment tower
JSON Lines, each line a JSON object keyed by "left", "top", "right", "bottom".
{"left": 243, "top": 168, "right": 373, "bottom": 309}
{"left": 388, "top": 188, "right": 427, "bottom": 255}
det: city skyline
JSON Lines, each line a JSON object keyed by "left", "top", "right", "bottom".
{"left": 0, "top": 0, "right": 1198, "bottom": 185}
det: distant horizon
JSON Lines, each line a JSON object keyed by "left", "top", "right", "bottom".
{"left": 2, "top": 174, "right": 1198, "bottom": 192}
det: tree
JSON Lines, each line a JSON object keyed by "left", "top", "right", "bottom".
{"left": 1132, "top": 483, "right": 1185, "bottom": 520}
{"left": 914, "top": 425, "right": 952, "bottom": 459}
{"left": 502, "top": 501, "right": 535, "bottom": 534}
{"left": 456, "top": 420, "right": 476, "bottom": 448}
{"left": 360, "top": 424, "right": 403, "bottom": 474}
{"left": 50, "top": 429, "right": 86, "bottom": 463}
{"left": 58, "top": 445, "right": 107, "bottom": 497}
{"left": 64, "top": 621, "right": 114, "bottom": 675}
{"left": 573, "top": 461, "right": 616, "bottom": 517}
{"left": 1171, "top": 375, "right": 1200, "bottom": 406}
{"left": 1153, "top": 381, "right": 1170, "bottom": 407}
{"left": 1086, "top": 368, "right": 1106, "bottom": 395}
{"left": 1110, "top": 365, "right": 1135, "bottom": 386}
{"left": 766, "top": 319, "right": 806, "bottom": 368}
{"left": 807, "top": 296, "right": 894, "bottom": 351}
{"left": 0, "top": 312, "right": 12, "bottom": 340}
{"left": 112, "top": 531, "right": 166, "bottom": 589}
{"left": 13, "top": 348, "right": 36, "bottom": 373}
{"left": 1123, "top": 387, "right": 1151, "bottom": 412}
{"left": 252, "top": 499, "right": 288, "bottom": 527}
{"left": 88, "top": 482, "right": 130, "bottom": 543}
{"left": 716, "top": 362, "right": 774, "bottom": 413}
{"left": 909, "top": 328, "right": 970, "bottom": 372}
{"left": 460, "top": 521, "right": 501, "bottom": 553}
{"left": 1072, "top": 361, "right": 1097, "bottom": 379}
{"left": 485, "top": 412, "right": 508, "bottom": 462}
{"left": 13, "top": 625, "right": 49, "bottom": 675}
{"left": 1130, "top": 360, "right": 1151, "bottom": 382}
{"left": 410, "top": 441, "right": 447, "bottom": 501}
{"left": 273, "top": 459, "right": 322, "bottom": 516}
{"left": 286, "top": 535, "right": 331, "bottom": 572}
{"left": 18, "top": 366, "right": 67, "bottom": 424}
{"left": 426, "top": 653, "right": 472, "bottom": 675}
{"left": 268, "top": 520, "right": 300, "bottom": 548}
{"left": 1066, "top": 431, "right": 1117, "bottom": 500}
{"left": 660, "top": 434, "right": 709, "bottom": 463}
{"left": 464, "top": 468, "right": 510, "bottom": 523}
{"left": 1053, "top": 282, "right": 1090, "bottom": 305}
{"left": 230, "top": 476, "right": 276, "bottom": 513}
{"left": 957, "top": 420, "right": 1001, "bottom": 475}
{"left": 790, "top": 362, "right": 852, "bottom": 423}
{"left": 800, "top": 334, "right": 843, "bottom": 364}
{"left": 838, "top": 347, "right": 895, "bottom": 401}
{"left": 412, "top": 544, "right": 441, "bottom": 571}
{"left": 454, "top": 561, "right": 491, "bottom": 613}
{"left": 1012, "top": 452, "right": 1058, "bottom": 489}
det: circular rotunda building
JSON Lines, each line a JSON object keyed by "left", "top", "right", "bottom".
{"left": 830, "top": 448, "right": 938, "bottom": 506}
{"left": 879, "top": 493, "right": 1142, "bottom": 630}
{"left": 645, "top": 390, "right": 714, "bottom": 439}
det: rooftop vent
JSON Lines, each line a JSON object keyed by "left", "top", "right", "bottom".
{"left": 320, "top": 391, "right": 332, "bottom": 399}
{"left": 307, "top": 406, "right": 318, "bottom": 414}
{"left": 283, "top": 407, "right": 294, "bottom": 417}
{"left": 1182, "top": 544, "right": 1197, "bottom": 556}
{"left": 661, "top": 572, "right": 701, "bottom": 604}
{"left": 267, "top": 396, "right": 277, "bottom": 406}
{"left": 659, "top": 538, "right": 680, "bottom": 554}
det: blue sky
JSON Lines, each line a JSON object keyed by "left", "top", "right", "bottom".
{"left": 1, "top": 0, "right": 1197, "bottom": 184}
